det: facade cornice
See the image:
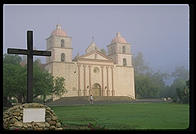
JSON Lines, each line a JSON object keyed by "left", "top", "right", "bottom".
{"left": 77, "top": 63, "right": 114, "bottom": 67}
{"left": 116, "top": 65, "right": 134, "bottom": 68}
{"left": 107, "top": 42, "right": 130, "bottom": 47}
{"left": 79, "top": 50, "right": 113, "bottom": 61}
{"left": 46, "top": 35, "right": 72, "bottom": 40}
{"left": 47, "top": 47, "right": 73, "bottom": 50}
{"left": 107, "top": 53, "right": 132, "bottom": 56}
{"left": 78, "top": 58, "right": 113, "bottom": 63}
{"left": 44, "top": 61, "right": 75, "bottom": 66}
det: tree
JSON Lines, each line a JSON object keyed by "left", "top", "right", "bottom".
{"left": 3, "top": 54, "right": 22, "bottom": 64}
{"left": 170, "top": 78, "right": 186, "bottom": 97}
{"left": 3, "top": 54, "right": 26, "bottom": 105}
{"left": 53, "top": 77, "right": 66, "bottom": 96}
{"left": 169, "top": 66, "right": 189, "bottom": 103}
{"left": 175, "top": 81, "right": 189, "bottom": 104}
{"left": 133, "top": 52, "right": 170, "bottom": 98}
{"left": 100, "top": 48, "right": 107, "bottom": 55}
{"left": 132, "top": 52, "right": 150, "bottom": 74}
{"left": 3, "top": 54, "right": 66, "bottom": 106}
{"left": 172, "top": 66, "right": 189, "bottom": 80}
{"left": 31, "top": 60, "right": 67, "bottom": 103}
{"left": 3, "top": 63, "right": 25, "bottom": 104}
{"left": 33, "top": 61, "right": 54, "bottom": 102}
{"left": 135, "top": 73, "right": 164, "bottom": 98}
{"left": 152, "top": 71, "right": 169, "bottom": 97}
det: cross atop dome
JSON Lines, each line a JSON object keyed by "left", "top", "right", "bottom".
{"left": 92, "top": 36, "right": 95, "bottom": 42}
{"left": 51, "top": 24, "right": 67, "bottom": 37}
{"left": 116, "top": 32, "right": 121, "bottom": 37}
{"left": 56, "top": 24, "right": 62, "bottom": 29}
{"left": 111, "top": 32, "right": 127, "bottom": 44}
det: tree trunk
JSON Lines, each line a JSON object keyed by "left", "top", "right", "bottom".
{"left": 3, "top": 97, "right": 8, "bottom": 106}
{"left": 17, "top": 96, "right": 23, "bottom": 103}
{"left": 43, "top": 95, "right": 46, "bottom": 104}
{"left": 22, "top": 93, "right": 26, "bottom": 103}
{"left": 3, "top": 96, "right": 12, "bottom": 107}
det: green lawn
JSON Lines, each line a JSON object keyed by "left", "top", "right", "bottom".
{"left": 50, "top": 103, "right": 189, "bottom": 130}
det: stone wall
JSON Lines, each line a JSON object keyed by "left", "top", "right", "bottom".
{"left": 3, "top": 103, "right": 63, "bottom": 130}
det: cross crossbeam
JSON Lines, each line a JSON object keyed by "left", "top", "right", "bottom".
{"left": 7, "top": 31, "right": 51, "bottom": 103}
{"left": 8, "top": 49, "right": 51, "bottom": 56}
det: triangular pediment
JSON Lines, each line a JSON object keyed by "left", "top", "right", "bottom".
{"left": 78, "top": 50, "right": 113, "bottom": 62}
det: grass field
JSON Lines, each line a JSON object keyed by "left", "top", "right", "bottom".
{"left": 50, "top": 103, "right": 189, "bottom": 130}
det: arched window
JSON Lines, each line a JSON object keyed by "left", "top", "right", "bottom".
{"left": 123, "top": 58, "right": 127, "bottom": 66}
{"left": 61, "top": 53, "right": 65, "bottom": 62}
{"left": 61, "top": 39, "right": 65, "bottom": 48}
{"left": 122, "top": 46, "right": 126, "bottom": 54}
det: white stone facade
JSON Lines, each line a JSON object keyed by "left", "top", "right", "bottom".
{"left": 45, "top": 25, "right": 135, "bottom": 100}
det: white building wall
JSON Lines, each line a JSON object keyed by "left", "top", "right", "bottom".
{"left": 79, "top": 65, "right": 84, "bottom": 95}
{"left": 114, "top": 66, "right": 135, "bottom": 99}
{"left": 48, "top": 61, "right": 135, "bottom": 100}
{"left": 116, "top": 54, "right": 132, "bottom": 66}
{"left": 52, "top": 62, "right": 78, "bottom": 100}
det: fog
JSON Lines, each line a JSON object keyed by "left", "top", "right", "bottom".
{"left": 3, "top": 4, "right": 189, "bottom": 74}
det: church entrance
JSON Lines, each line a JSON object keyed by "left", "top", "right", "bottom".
{"left": 92, "top": 83, "right": 101, "bottom": 96}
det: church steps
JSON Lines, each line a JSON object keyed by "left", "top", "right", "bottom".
{"left": 46, "top": 96, "right": 132, "bottom": 106}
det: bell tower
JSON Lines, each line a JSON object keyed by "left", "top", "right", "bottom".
{"left": 46, "top": 24, "right": 72, "bottom": 64}
{"left": 107, "top": 32, "right": 132, "bottom": 66}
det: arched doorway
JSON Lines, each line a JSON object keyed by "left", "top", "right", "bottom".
{"left": 92, "top": 83, "right": 101, "bottom": 96}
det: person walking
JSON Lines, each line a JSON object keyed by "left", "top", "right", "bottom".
{"left": 89, "top": 95, "right": 94, "bottom": 104}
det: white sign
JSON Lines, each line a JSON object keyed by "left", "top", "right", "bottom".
{"left": 23, "top": 108, "right": 45, "bottom": 123}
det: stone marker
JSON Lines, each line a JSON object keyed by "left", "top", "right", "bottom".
{"left": 3, "top": 103, "right": 63, "bottom": 130}
{"left": 23, "top": 108, "right": 45, "bottom": 123}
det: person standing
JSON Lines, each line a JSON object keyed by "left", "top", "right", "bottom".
{"left": 89, "top": 95, "right": 93, "bottom": 104}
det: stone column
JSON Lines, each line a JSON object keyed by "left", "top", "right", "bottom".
{"left": 111, "top": 66, "right": 115, "bottom": 96}
{"left": 101, "top": 66, "right": 105, "bottom": 96}
{"left": 83, "top": 64, "right": 87, "bottom": 96}
{"left": 51, "top": 62, "right": 53, "bottom": 76}
{"left": 78, "top": 64, "right": 81, "bottom": 96}
{"left": 88, "top": 65, "right": 92, "bottom": 96}
{"left": 52, "top": 49, "right": 55, "bottom": 61}
{"left": 106, "top": 66, "right": 110, "bottom": 96}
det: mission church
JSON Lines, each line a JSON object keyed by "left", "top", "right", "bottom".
{"left": 44, "top": 25, "right": 135, "bottom": 100}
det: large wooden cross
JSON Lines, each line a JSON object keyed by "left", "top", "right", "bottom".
{"left": 7, "top": 31, "right": 51, "bottom": 103}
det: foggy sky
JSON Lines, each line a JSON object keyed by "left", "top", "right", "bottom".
{"left": 3, "top": 4, "right": 189, "bottom": 74}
